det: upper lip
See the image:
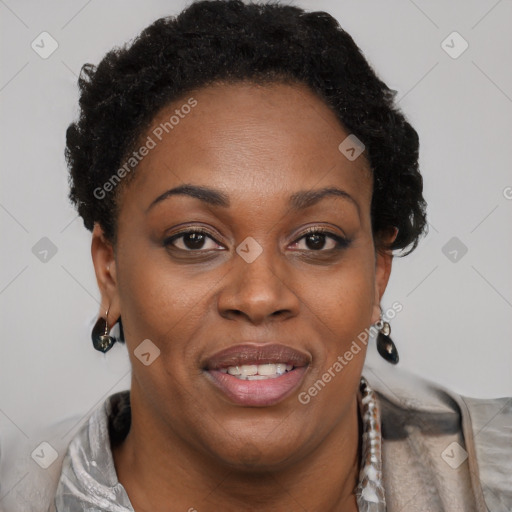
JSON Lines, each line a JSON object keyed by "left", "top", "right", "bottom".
{"left": 204, "top": 343, "right": 311, "bottom": 370}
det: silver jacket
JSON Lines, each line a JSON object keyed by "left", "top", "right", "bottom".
{"left": 1, "top": 363, "right": 510, "bottom": 511}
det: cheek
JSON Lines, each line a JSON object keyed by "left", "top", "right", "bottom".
{"left": 295, "top": 253, "right": 375, "bottom": 413}
{"left": 115, "top": 243, "right": 209, "bottom": 359}
{"left": 307, "top": 251, "right": 376, "bottom": 337}
{"left": 115, "top": 248, "right": 216, "bottom": 417}
{"left": 299, "top": 247, "right": 376, "bottom": 394}
{"left": 286, "top": 262, "right": 374, "bottom": 449}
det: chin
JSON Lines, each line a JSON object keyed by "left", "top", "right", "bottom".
{"left": 201, "top": 422, "right": 307, "bottom": 472}
{"left": 217, "top": 445, "right": 300, "bottom": 473}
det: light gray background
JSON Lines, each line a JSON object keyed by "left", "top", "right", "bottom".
{"left": 1, "top": 0, "right": 511, "bottom": 485}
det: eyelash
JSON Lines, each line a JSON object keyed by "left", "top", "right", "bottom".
{"left": 294, "top": 227, "right": 351, "bottom": 251}
{"left": 163, "top": 226, "right": 351, "bottom": 252}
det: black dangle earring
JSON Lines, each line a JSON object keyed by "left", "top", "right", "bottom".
{"left": 376, "top": 319, "right": 399, "bottom": 365}
{"left": 117, "top": 316, "right": 125, "bottom": 343}
{"left": 91, "top": 307, "right": 117, "bottom": 353}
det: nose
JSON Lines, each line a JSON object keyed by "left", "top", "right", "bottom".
{"left": 217, "top": 247, "right": 301, "bottom": 325}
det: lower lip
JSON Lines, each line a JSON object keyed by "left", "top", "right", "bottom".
{"left": 206, "top": 367, "right": 308, "bottom": 407}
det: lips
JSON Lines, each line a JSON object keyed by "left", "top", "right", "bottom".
{"left": 203, "top": 343, "right": 310, "bottom": 407}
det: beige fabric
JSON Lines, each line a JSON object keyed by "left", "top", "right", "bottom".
{"left": 461, "top": 395, "right": 512, "bottom": 510}
{"left": 365, "top": 366, "right": 489, "bottom": 511}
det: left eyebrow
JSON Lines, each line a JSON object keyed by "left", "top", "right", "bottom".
{"left": 289, "top": 186, "right": 360, "bottom": 215}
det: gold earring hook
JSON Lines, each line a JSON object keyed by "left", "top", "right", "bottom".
{"left": 104, "top": 306, "right": 110, "bottom": 335}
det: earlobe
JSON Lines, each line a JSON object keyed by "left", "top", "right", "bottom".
{"left": 371, "top": 250, "right": 393, "bottom": 324}
{"left": 371, "top": 229, "right": 397, "bottom": 324}
{"left": 91, "top": 223, "right": 120, "bottom": 320}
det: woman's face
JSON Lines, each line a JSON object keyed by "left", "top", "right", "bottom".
{"left": 93, "top": 81, "right": 392, "bottom": 470}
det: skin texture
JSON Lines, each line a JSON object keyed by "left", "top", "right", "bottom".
{"left": 91, "top": 82, "right": 394, "bottom": 512}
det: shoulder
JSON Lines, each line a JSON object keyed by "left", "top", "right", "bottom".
{"left": 0, "top": 391, "right": 130, "bottom": 512}
{"left": 460, "top": 393, "right": 512, "bottom": 511}
{"left": 363, "top": 362, "right": 512, "bottom": 511}
{"left": 0, "top": 414, "right": 81, "bottom": 512}
{"left": 52, "top": 390, "right": 132, "bottom": 511}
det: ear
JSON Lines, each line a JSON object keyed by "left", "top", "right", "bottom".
{"left": 370, "top": 229, "right": 397, "bottom": 325}
{"left": 91, "top": 223, "right": 120, "bottom": 323}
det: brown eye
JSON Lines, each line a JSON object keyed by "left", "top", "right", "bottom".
{"left": 289, "top": 229, "right": 351, "bottom": 252}
{"left": 303, "top": 233, "right": 334, "bottom": 251}
{"left": 164, "top": 229, "right": 224, "bottom": 251}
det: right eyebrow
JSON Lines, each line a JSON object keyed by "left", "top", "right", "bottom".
{"left": 146, "top": 184, "right": 230, "bottom": 213}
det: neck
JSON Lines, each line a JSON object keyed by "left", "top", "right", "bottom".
{"left": 112, "top": 383, "right": 362, "bottom": 512}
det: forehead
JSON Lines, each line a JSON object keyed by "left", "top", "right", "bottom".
{"left": 123, "top": 81, "right": 372, "bottom": 211}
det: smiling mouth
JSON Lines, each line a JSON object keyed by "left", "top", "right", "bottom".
{"left": 203, "top": 343, "right": 310, "bottom": 407}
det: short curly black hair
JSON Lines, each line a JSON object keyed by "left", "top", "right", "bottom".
{"left": 66, "top": 0, "right": 427, "bottom": 254}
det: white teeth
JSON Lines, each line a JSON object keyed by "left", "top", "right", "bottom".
{"left": 257, "top": 363, "right": 277, "bottom": 376}
{"left": 240, "top": 365, "right": 258, "bottom": 377}
{"left": 221, "top": 363, "right": 294, "bottom": 380}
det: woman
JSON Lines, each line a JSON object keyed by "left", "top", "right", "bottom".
{"left": 49, "top": 0, "right": 511, "bottom": 510}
